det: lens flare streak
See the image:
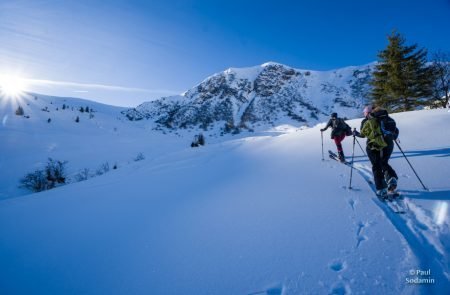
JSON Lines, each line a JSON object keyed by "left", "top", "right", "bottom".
{"left": 434, "top": 201, "right": 448, "bottom": 226}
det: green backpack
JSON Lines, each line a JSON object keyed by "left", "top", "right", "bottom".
{"left": 361, "top": 118, "right": 388, "bottom": 150}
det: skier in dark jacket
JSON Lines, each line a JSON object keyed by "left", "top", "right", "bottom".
{"left": 320, "top": 112, "right": 350, "bottom": 162}
{"left": 353, "top": 106, "right": 398, "bottom": 198}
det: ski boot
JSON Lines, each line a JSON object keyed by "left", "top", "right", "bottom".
{"left": 376, "top": 188, "right": 388, "bottom": 200}
{"left": 338, "top": 151, "right": 345, "bottom": 163}
{"left": 387, "top": 177, "right": 398, "bottom": 193}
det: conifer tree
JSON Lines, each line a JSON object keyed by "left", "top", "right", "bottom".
{"left": 15, "top": 105, "right": 24, "bottom": 116}
{"left": 370, "top": 31, "right": 433, "bottom": 112}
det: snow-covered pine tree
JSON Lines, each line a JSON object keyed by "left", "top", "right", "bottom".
{"left": 371, "top": 31, "right": 434, "bottom": 112}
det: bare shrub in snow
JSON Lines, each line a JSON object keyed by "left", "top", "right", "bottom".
{"left": 20, "top": 158, "right": 67, "bottom": 192}
{"left": 96, "top": 162, "right": 110, "bottom": 175}
{"left": 20, "top": 170, "right": 48, "bottom": 192}
{"left": 75, "top": 168, "right": 90, "bottom": 182}
{"left": 45, "top": 158, "right": 67, "bottom": 188}
{"left": 134, "top": 153, "right": 145, "bottom": 161}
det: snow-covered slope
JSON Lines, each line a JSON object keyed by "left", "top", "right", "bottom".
{"left": 1, "top": 99, "right": 449, "bottom": 294}
{"left": 123, "top": 62, "right": 374, "bottom": 133}
{"left": 0, "top": 93, "right": 187, "bottom": 199}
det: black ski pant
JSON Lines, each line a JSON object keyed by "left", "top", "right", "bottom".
{"left": 366, "top": 147, "right": 386, "bottom": 190}
{"left": 381, "top": 140, "right": 398, "bottom": 182}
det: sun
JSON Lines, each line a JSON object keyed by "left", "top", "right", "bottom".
{"left": 0, "top": 74, "right": 28, "bottom": 98}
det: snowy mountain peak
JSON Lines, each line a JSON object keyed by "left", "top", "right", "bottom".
{"left": 224, "top": 65, "right": 262, "bottom": 81}
{"left": 261, "top": 61, "right": 289, "bottom": 68}
{"left": 123, "top": 62, "right": 375, "bottom": 134}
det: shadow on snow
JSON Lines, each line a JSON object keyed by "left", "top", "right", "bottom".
{"left": 399, "top": 189, "right": 450, "bottom": 201}
{"left": 351, "top": 146, "right": 450, "bottom": 163}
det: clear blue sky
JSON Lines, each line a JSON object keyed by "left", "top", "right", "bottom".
{"left": 1, "top": 0, "right": 449, "bottom": 106}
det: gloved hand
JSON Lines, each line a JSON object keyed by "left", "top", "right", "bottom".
{"left": 320, "top": 128, "right": 325, "bottom": 132}
{"left": 352, "top": 129, "right": 360, "bottom": 137}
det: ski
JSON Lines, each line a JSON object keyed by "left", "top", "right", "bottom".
{"left": 379, "top": 197, "right": 406, "bottom": 214}
{"left": 356, "top": 167, "right": 407, "bottom": 214}
{"left": 328, "top": 150, "right": 352, "bottom": 166}
{"left": 388, "top": 192, "right": 407, "bottom": 214}
{"left": 375, "top": 190, "right": 407, "bottom": 214}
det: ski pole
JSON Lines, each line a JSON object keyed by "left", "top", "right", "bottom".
{"left": 321, "top": 131, "right": 324, "bottom": 161}
{"left": 355, "top": 137, "right": 367, "bottom": 158}
{"left": 394, "top": 140, "right": 428, "bottom": 191}
{"left": 349, "top": 135, "right": 356, "bottom": 189}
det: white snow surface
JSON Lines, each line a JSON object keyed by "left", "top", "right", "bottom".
{"left": 0, "top": 93, "right": 449, "bottom": 294}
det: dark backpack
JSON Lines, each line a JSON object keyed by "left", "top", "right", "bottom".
{"left": 372, "top": 110, "right": 399, "bottom": 141}
{"left": 338, "top": 118, "right": 352, "bottom": 136}
{"left": 333, "top": 118, "right": 351, "bottom": 136}
{"left": 345, "top": 122, "right": 352, "bottom": 136}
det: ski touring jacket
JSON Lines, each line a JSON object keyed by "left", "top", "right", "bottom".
{"left": 360, "top": 117, "right": 388, "bottom": 151}
{"left": 323, "top": 118, "right": 349, "bottom": 139}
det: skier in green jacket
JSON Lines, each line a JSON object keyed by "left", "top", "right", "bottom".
{"left": 354, "top": 106, "right": 395, "bottom": 198}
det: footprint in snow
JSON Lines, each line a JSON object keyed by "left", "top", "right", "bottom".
{"left": 355, "top": 221, "right": 369, "bottom": 248}
{"left": 248, "top": 285, "right": 283, "bottom": 295}
{"left": 329, "top": 259, "right": 347, "bottom": 272}
{"left": 329, "top": 281, "right": 351, "bottom": 295}
{"left": 356, "top": 221, "right": 365, "bottom": 236}
{"left": 265, "top": 286, "right": 283, "bottom": 295}
{"left": 348, "top": 199, "right": 355, "bottom": 211}
{"left": 356, "top": 235, "right": 368, "bottom": 248}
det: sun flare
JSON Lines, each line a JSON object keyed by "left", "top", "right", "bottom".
{"left": 0, "top": 74, "right": 28, "bottom": 98}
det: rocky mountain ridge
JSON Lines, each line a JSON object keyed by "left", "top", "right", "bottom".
{"left": 123, "top": 62, "right": 375, "bottom": 133}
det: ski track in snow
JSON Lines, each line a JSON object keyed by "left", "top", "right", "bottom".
{"left": 351, "top": 162, "right": 450, "bottom": 293}
{"left": 323, "top": 157, "right": 450, "bottom": 294}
